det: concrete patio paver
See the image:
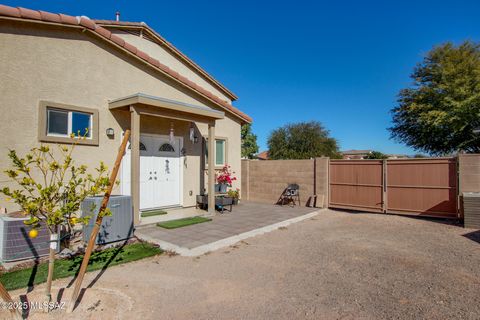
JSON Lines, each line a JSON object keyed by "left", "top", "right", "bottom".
{"left": 135, "top": 201, "right": 320, "bottom": 255}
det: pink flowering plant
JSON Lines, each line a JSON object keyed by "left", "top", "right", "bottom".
{"left": 216, "top": 165, "right": 237, "bottom": 186}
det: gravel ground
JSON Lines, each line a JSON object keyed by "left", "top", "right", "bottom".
{"left": 4, "top": 209, "right": 480, "bottom": 320}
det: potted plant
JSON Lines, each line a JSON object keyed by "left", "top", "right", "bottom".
{"left": 227, "top": 188, "right": 240, "bottom": 205}
{"left": 215, "top": 165, "right": 236, "bottom": 193}
{"left": 0, "top": 136, "right": 111, "bottom": 304}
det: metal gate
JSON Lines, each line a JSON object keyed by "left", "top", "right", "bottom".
{"left": 329, "top": 158, "right": 458, "bottom": 218}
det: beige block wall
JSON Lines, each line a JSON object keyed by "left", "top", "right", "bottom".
{"left": 0, "top": 20, "right": 242, "bottom": 211}
{"left": 459, "top": 154, "right": 480, "bottom": 193}
{"left": 241, "top": 158, "right": 329, "bottom": 207}
{"left": 113, "top": 31, "right": 232, "bottom": 104}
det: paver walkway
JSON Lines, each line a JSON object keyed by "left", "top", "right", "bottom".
{"left": 135, "top": 201, "right": 318, "bottom": 250}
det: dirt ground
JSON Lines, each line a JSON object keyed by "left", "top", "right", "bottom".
{"left": 4, "top": 209, "right": 480, "bottom": 320}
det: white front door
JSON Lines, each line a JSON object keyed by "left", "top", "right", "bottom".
{"left": 121, "top": 134, "right": 182, "bottom": 210}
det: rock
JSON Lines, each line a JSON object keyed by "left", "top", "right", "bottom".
{"left": 58, "top": 247, "right": 75, "bottom": 258}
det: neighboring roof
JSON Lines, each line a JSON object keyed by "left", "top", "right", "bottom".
{"left": 255, "top": 151, "right": 269, "bottom": 160}
{"left": 0, "top": 4, "right": 251, "bottom": 123}
{"left": 109, "top": 93, "right": 224, "bottom": 121}
{"left": 341, "top": 150, "right": 373, "bottom": 155}
{"left": 93, "top": 19, "right": 238, "bottom": 101}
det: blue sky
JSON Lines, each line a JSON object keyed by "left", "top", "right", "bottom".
{"left": 4, "top": 0, "right": 480, "bottom": 154}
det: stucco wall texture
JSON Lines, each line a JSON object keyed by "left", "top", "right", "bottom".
{"left": 0, "top": 20, "right": 242, "bottom": 211}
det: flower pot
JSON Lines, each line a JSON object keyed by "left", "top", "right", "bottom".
{"left": 232, "top": 198, "right": 239, "bottom": 205}
{"left": 214, "top": 184, "right": 221, "bottom": 193}
{"left": 219, "top": 183, "right": 228, "bottom": 193}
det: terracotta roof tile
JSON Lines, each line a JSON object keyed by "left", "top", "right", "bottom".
{"left": 95, "top": 26, "right": 111, "bottom": 39}
{"left": 0, "top": 5, "right": 20, "bottom": 17}
{"left": 109, "top": 33, "right": 125, "bottom": 47}
{"left": 147, "top": 56, "right": 161, "bottom": 68}
{"left": 123, "top": 42, "right": 138, "bottom": 54}
{"left": 39, "top": 11, "right": 61, "bottom": 23}
{"left": 169, "top": 70, "right": 180, "bottom": 80}
{"left": 0, "top": 4, "right": 252, "bottom": 123}
{"left": 136, "top": 49, "right": 149, "bottom": 61}
{"left": 79, "top": 17, "right": 96, "bottom": 30}
{"left": 157, "top": 63, "right": 171, "bottom": 74}
{"left": 59, "top": 13, "right": 78, "bottom": 25}
{"left": 18, "top": 7, "right": 41, "bottom": 20}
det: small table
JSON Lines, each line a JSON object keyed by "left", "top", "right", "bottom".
{"left": 196, "top": 194, "right": 233, "bottom": 213}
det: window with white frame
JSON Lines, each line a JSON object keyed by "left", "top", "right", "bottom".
{"left": 205, "top": 138, "right": 227, "bottom": 167}
{"left": 46, "top": 108, "right": 92, "bottom": 138}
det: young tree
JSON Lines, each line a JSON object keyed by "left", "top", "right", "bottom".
{"left": 364, "top": 151, "right": 388, "bottom": 159}
{"left": 0, "top": 140, "right": 111, "bottom": 303}
{"left": 241, "top": 124, "right": 259, "bottom": 159}
{"left": 390, "top": 41, "right": 480, "bottom": 155}
{"left": 267, "top": 121, "right": 340, "bottom": 159}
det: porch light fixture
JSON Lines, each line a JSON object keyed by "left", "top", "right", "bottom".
{"left": 169, "top": 122, "right": 175, "bottom": 145}
{"left": 189, "top": 122, "right": 199, "bottom": 144}
{"left": 106, "top": 128, "right": 114, "bottom": 137}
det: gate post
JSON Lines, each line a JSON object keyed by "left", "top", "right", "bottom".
{"left": 382, "top": 159, "right": 387, "bottom": 213}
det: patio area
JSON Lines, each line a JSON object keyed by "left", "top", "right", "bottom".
{"left": 135, "top": 201, "right": 320, "bottom": 255}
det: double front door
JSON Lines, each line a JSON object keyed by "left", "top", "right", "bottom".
{"left": 122, "top": 134, "right": 182, "bottom": 210}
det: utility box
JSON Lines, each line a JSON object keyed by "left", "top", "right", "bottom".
{"left": 0, "top": 214, "right": 59, "bottom": 262}
{"left": 81, "top": 195, "right": 133, "bottom": 245}
{"left": 463, "top": 192, "right": 480, "bottom": 229}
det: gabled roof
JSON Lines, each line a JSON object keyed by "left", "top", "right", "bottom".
{"left": 255, "top": 151, "right": 269, "bottom": 160}
{"left": 94, "top": 19, "right": 238, "bottom": 101}
{"left": 0, "top": 4, "right": 251, "bottom": 123}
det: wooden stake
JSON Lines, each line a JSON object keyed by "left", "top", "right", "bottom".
{"left": 0, "top": 281, "right": 22, "bottom": 320}
{"left": 67, "top": 129, "right": 131, "bottom": 313}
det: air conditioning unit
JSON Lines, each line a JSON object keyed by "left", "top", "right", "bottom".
{"left": 0, "top": 214, "right": 59, "bottom": 262}
{"left": 463, "top": 192, "right": 480, "bottom": 229}
{"left": 81, "top": 195, "right": 133, "bottom": 245}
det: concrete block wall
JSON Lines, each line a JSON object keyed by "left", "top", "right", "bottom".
{"left": 241, "top": 158, "right": 329, "bottom": 207}
{"left": 459, "top": 154, "right": 480, "bottom": 193}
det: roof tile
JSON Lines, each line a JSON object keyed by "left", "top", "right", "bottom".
{"left": 136, "top": 49, "right": 149, "bottom": 61}
{"left": 18, "top": 7, "right": 41, "bottom": 20}
{"left": 157, "top": 63, "right": 171, "bottom": 74}
{"left": 39, "top": 11, "right": 61, "bottom": 23}
{"left": 0, "top": 5, "right": 20, "bottom": 17}
{"left": 147, "top": 56, "right": 161, "bottom": 68}
{"left": 79, "top": 17, "right": 96, "bottom": 30}
{"left": 59, "top": 13, "right": 78, "bottom": 25}
{"left": 109, "top": 33, "right": 125, "bottom": 47}
{"left": 123, "top": 42, "right": 138, "bottom": 54}
{"left": 94, "top": 26, "right": 111, "bottom": 39}
{"left": 169, "top": 70, "right": 180, "bottom": 80}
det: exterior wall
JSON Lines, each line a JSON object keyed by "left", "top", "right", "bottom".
{"left": 241, "top": 158, "right": 329, "bottom": 207}
{"left": 0, "top": 20, "right": 242, "bottom": 211}
{"left": 459, "top": 154, "right": 480, "bottom": 193}
{"left": 113, "top": 30, "right": 232, "bottom": 104}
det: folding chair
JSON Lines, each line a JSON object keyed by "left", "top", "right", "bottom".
{"left": 278, "top": 183, "right": 300, "bottom": 207}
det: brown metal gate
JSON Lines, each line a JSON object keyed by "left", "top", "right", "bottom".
{"left": 329, "top": 158, "right": 458, "bottom": 218}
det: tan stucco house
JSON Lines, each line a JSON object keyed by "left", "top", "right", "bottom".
{"left": 0, "top": 5, "right": 252, "bottom": 225}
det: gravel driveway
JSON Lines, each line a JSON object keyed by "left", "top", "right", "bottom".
{"left": 6, "top": 209, "right": 480, "bottom": 320}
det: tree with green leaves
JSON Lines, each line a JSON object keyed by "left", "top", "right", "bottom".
{"left": 241, "top": 123, "right": 259, "bottom": 159}
{"left": 413, "top": 153, "right": 427, "bottom": 158}
{"left": 364, "top": 151, "right": 388, "bottom": 159}
{"left": 0, "top": 138, "right": 111, "bottom": 303}
{"left": 267, "top": 121, "right": 340, "bottom": 159}
{"left": 390, "top": 41, "right": 480, "bottom": 155}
